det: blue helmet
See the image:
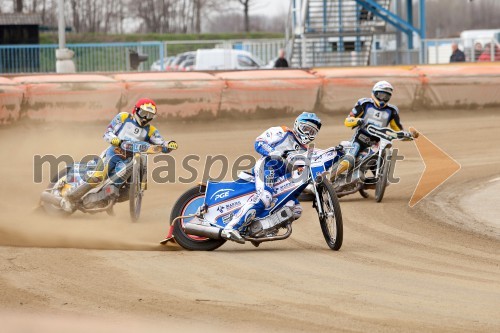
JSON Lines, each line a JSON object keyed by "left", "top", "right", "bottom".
{"left": 293, "top": 112, "right": 322, "bottom": 144}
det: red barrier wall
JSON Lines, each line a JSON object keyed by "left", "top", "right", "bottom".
{"left": 0, "top": 77, "right": 23, "bottom": 124}
{"left": 2, "top": 64, "right": 500, "bottom": 124}
{"left": 314, "top": 66, "right": 422, "bottom": 113}
{"left": 12, "top": 75, "right": 124, "bottom": 121}
{"left": 113, "top": 72, "right": 224, "bottom": 118}
{"left": 215, "top": 70, "right": 322, "bottom": 115}
{"left": 415, "top": 64, "right": 500, "bottom": 108}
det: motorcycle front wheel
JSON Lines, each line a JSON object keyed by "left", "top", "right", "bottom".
{"left": 317, "top": 177, "right": 343, "bottom": 251}
{"left": 129, "top": 154, "right": 143, "bottom": 221}
{"left": 171, "top": 186, "right": 226, "bottom": 251}
{"left": 375, "top": 151, "right": 390, "bottom": 203}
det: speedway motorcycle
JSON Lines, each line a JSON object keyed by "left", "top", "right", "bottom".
{"left": 40, "top": 140, "right": 163, "bottom": 221}
{"left": 161, "top": 145, "right": 345, "bottom": 251}
{"left": 301, "top": 124, "right": 415, "bottom": 203}
{"left": 332, "top": 124, "right": 415, "bottom": 202}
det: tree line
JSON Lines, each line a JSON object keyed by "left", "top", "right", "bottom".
{"left": 0, "top": 0, "right": 285, "bottom": 34}
{"left": 2, "top": 0, "right": 499, "bottom": 37}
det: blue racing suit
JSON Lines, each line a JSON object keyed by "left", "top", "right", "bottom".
{"left": 103, "top": 112, "right": 168, "bottom": 182}
{"left": 224, "top": 126, "right": 306, "bottom": 231}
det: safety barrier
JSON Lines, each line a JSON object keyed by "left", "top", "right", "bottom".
{"left": 415, "top": 64, "right": 500, "bottom": 108}
{"left": 113, "top": 72, "right": 224, "bottom": 118}
{"left": 1, "top": 63, "right": 500, "bottom": 124}
{"left": 11, "top": 75, "right": 124, "bottom": 121}
{"left": 215, "top": 70, "right": 322, "bottom": 115}
{"left": 0, "top": 77, "right": 24, "bottom": 124}
{"left": 314, "top": 66, "right": 422, "bottom": 112}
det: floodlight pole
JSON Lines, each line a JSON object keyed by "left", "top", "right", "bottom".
{"left": 58, "top": 0, "right": 66, "bottom": 49}
{"left": 56, "top": 0, "right": 76, "bottom": 73}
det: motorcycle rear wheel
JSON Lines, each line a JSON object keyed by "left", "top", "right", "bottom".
{"left": 129, "top": 154, "right": 143, "bottom": 222}
{"left": 317, "top": 177, "right": 343, "bottom": 251}
{"left": 171, "top": 186, "right": 226, "bottom": 251}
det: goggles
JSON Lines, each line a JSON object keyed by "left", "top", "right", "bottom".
{"left": 298, "top": 122, "right": 319, "bottom": 139}
{"left": 137, "top": 104, "right": 156, "bottom": 120}
{"left": 374, "top": 91, "right": 392, "bottom": 103}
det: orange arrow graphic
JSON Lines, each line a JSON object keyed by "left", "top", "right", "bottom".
{"left": 409, "top": 127, "right": 461, "bottom": 207}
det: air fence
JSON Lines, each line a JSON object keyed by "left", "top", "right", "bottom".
{"left": 0, "top": 39, "right": 285, "bottom": 74}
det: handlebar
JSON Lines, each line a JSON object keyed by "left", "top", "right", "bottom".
{"left": 120, "top": 140, "right": 163, "bottom": 154}
{"left": 366, "top": 124, "right": 414, "bottom": 141}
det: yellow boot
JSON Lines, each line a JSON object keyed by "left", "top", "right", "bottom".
{"left": 331, "top": 160, "right": 351, "bottom": 181}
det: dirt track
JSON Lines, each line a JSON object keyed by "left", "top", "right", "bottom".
{"left": 0, "top": 110, "right": 499, "bottom": 332}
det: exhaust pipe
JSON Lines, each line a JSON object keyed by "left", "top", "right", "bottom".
{"left": 184, "top": 223, "right": 222, "bottom": 239}
{"left": 40, "top": 191, "right": 63, "bottom": 207}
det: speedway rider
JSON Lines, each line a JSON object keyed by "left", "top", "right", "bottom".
{"left": 331, "top": 81, "right": 417, "bottom": 180}
{"left": 60, "top": 98, "right": 177, "bottom": 211}
{"left": 103, "top": 98, "right": 177, "bottom": 181}
{"left": 221, "top": 112, "right": 322, "bottom": 243}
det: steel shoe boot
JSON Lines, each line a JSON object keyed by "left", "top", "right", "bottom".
{"left": 221, "top": 229, "right": 245, "bottom": 244}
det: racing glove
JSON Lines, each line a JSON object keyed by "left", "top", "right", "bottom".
{"left": 162, "top": 140, "right": 178, "bottom": 153}
{"left": 402, "top": 131, "right": 413, "bottom": 141}
{"left": 110, "top": 137, "right": 121, "bottom": 147}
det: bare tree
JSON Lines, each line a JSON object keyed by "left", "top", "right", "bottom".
{"left": 233, "top": 0, "right": 267, "bottom": 33}
{"left": 14, "top": 0, "right": 22, "bottom": 12}
{"left": 238, "top": 0, "right": 251, "bottom": 32}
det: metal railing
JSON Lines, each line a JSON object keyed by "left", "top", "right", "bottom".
{"left": 0, "top": 39, "right": 285, "bottom": 74}
{"left": 5, "top": 37, "right": 496, "bottom": 72}
{"left": 162, "top": 39, "right": 285, "bottom": 68}
{"left": 0, "top": 41, "right": 164, "bottom": 74}
{"left": 369, "top": 37, "right": 500, "bottom": 66}
{"left": 421, "top": 37, "right": 500, "bottom": 64}
{"left": 370, "top": 49, "right": 420, "bottom": 65}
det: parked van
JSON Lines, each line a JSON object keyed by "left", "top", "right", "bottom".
{"left": 194, "top": 49, "right": 263, "bottom": 70}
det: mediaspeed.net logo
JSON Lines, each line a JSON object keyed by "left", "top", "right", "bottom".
{"left": 32, "top": 129, "right": 460, "bottom": 208}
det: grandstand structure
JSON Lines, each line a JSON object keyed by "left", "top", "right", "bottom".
{"left": 285, "top": 0, "right": 426, "bottom": 67}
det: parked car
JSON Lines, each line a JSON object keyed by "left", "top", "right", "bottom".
{"left": 152, "top": 49, "right": 264, "bottom": 72}
{"left": 194, "top": 49, "right": 263, "bottom": 70}
{"left": 169, "top": 52, "right": 196, "bottom": 71}
{"left": 178, "top": 57, "right": 196, "bottom": 71}
{"left": 150, "top": 56, "right": 175, "bottom": 71}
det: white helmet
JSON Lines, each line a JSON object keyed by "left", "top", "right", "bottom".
{"left": 372, "top": 81, "right": 393, "bottom": 108}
